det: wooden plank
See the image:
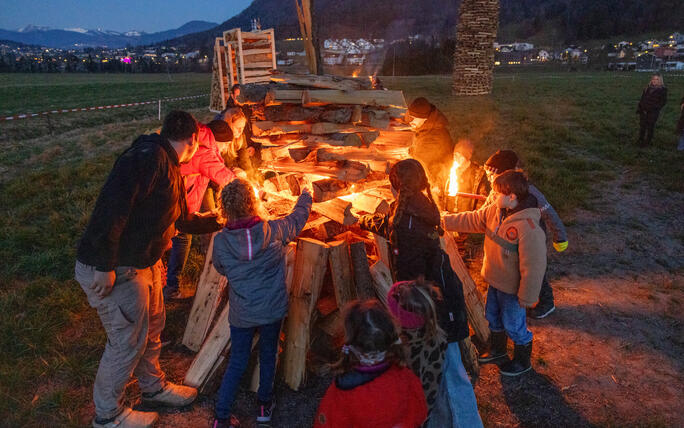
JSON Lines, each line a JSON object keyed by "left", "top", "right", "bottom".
{"left": 440, "top": 232, "right": 490, "bottom": 345}
{"left": 242, "top": 76, "right": 272, "bottom": 84}
{"left": 341, "top": 192, "right": 390, "bottom": 215}
{"left": 328, "top": 240, "right": 356, "bottom": 307}
{"left": 350, "top": 241, "right": 375, "bottom": 300}
{"left": 260, "top": 160, "right": 369, "bottom": 182}
{"left": 282, "top": 238, "right": 330, "bottom": 390}
{"left": 267, "top": 28, "right": 277, "bottom": 70}
{"left": 252, "top": 121, "right": 313, "bottom": 136}
{"left": 311, "top": 122, "right": 375, "bottom": 135}
{"left": 373, "top": 234, "right": 392, "bottom": 270}
{"left": 369, "top": 260, "right": 393, "bottom": 307}
{"left": 242, "top": 48, "right": 273, "bottom": 56}
{"left": 265, "top": 89, "right": 304, "bottom": 105}
{"left": 270, "top": 73, "right": 370, "bottom": 91}
{"left": 243, "top": 69, "right": 272, "bottom": 77}
{"left": 315, "top": 198, "right": 357, "bottom": 226}
{"left": 184, "top": 301, "right": 232, "bottom": 388}
{"left": 243, "top": 61, "right": 274, "bottom": 69}
{"left": 302, "top": 90, "right": 408, "bottom": 110}
{"left": 182, "top": 233, "right": 227, "bottom": 352}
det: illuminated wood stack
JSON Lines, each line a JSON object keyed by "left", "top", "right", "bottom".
{"left": 191, "top": 73, "right": 489, "bottom": 393}
{"left": 452, "top": 0, "right": 500, "bottom": 95}
{"left": 210, "top": 27, "right": 277, "bottom": 111}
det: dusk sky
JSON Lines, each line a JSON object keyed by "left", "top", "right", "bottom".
{"left": 0, "top": 0, "right": 253, "bottom": 32}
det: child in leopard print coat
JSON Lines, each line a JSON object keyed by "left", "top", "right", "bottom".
{"left": 387, "top": 279, "right": 447, "bottom": 415}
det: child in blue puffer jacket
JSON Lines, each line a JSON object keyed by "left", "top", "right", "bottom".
{"left": 211, "top": 179, "right": 312, "bottom": 428}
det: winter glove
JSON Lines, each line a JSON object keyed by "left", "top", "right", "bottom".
{"left": 553, "top": 241, "right": 568, "bottom": 252}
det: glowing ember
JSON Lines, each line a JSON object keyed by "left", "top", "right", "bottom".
{"left": 253, "top": 186, "right": 259, "bottom": 198}
{"left": 447, "top": 160, "right": 460, "bottom": 196}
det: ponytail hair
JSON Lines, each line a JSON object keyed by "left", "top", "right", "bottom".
{"left": 388, "top": 159, "right": 441, "bottom": 231}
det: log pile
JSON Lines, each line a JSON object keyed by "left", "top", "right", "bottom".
{"left": 452, "top": 0, "right": 500, "bottom": 96}
{"left": 189, "top": 72, "right": 489, "bottom": 393}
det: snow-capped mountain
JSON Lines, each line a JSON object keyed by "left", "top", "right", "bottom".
{"left": 0, "top": 21, "right": 217, "bottom": 48}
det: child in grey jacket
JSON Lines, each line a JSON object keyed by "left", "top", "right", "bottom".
{"left": 211, "top": 179, "right": 312, "bottom": 428}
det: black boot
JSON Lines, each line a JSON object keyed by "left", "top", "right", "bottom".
{"left": 478, "top": 331, "right": 508, "bottom": 364}
{"left": 500, "top": 341, "right": 532, "bottom": 376}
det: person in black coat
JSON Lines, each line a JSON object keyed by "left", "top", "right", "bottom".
{"left": 637, "top": 74, "right": 667, "bottom": 146}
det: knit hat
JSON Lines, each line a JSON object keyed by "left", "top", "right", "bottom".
{"left": 207, "top": 119, "right": 233, "bottom": 143}
{"left": 484, "top": 149, "right": 519, "bottom": 174}
{"left": 408, "top": 97, "right": 433, "bottom": 119}
{"left": 387, "top": 281, "right": 426, "bottom": 329}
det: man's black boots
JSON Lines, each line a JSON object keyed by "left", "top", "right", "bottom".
{"left": 478, "top": 330, "right": 508, "bottom": 364}
{"left": 500, "top": 341, "right": 533, "bottom": 376}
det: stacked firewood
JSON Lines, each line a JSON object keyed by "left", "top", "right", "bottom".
{"left": 183, "top": 73, "right": 489, "bottom": 393}
{"left": 452, "top": 0, "right": 500, "bottom": 96}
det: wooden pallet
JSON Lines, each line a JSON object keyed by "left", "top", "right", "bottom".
{"left": 223, "top": 28, "right": 277, "bottom": 86}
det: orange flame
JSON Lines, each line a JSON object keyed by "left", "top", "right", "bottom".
{"left": 447, "top": 160, "right": 460, "bottom": 196}
{"left": 351, "top": 69, "right": 360, "bottom": 78}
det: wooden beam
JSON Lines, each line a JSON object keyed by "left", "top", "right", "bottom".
{"left": 440, "top": 232, "right": 490, "bottom": 345}
{"left": 328, "top": 240, "right": 356, "bottom": 307}
{"left": 270, "top": 73, "right": 369, "bottom": 91}
{"left": 182, "top": 234, "right": 227, "bottom": 352}
{"left": 350, "top": 241, "right": 375, "bottom": 300}
{"left": 252, "top": 121, "right": 313, "bottom": 136}
{"left": 282, "top": 238, "right": 330, "bottom": 390}
{"left": 369, "top": 260, "right": 393, "bottom": 307}
{"left": 262, "top": 190, "right": 357, "bottom": 226}
{"left": 260, "top": 160, "right": 369, "bottom": 182}
{"left": 311, "top": 122, "right": 375, "bottom": 135}
{"left": 373, "top": 234, "right": 392, "bottom": 270}
{"left": 265, "top": 89, "right": 304, "bottom": 105}
{"left": 342, "top": 192, "right": 390, "bottom": 215}
{"left": 302, "top": 90, "right": 408, "bottom": 111}
{"left": 184, "top": 302, "right": 231, "bottom": 388}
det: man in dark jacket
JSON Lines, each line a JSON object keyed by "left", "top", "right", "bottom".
{"left": 74, "top": 110, "right": 222, "bottom": 428}
{"left": 637, "top": 74, "right": 668, "bottom": 146}
{"left": 407, "top": 97, "right": 455, "bottom": 198}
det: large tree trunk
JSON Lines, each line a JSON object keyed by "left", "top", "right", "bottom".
{"left": 452, "top": 0, "right": 500, "bottom": 96}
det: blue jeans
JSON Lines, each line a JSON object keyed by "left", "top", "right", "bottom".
{"left": 215, "top": 319, "right": 282, "bottom": 419}
{"left": 164, "top": 233, "right": 192, "bottom": 295}
{"left": 485, "top": 286, "right": 533, "bottom": 345}
{"left": 427, "top": 342, "right": 483, "bottom": 428}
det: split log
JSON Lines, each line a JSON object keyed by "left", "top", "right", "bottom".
{"left": 369, "top": 260, "right": 393, "bottom": 306}
{"left": 264, "top": 105, "right": 323, "bottom": 122}
{"left": 282, "top": 238, "right": 330, "bottom": 390}
{"left": 319, "top": 108, "right": 353, "bottom": 124}
{"left": 350, "top": 241, "right": 375, "bottom": 300}
{"left": 265, "top": 89, "right": 304, "bottom": 105}
{"left": 284, "top": 242, "right": 297, "bottom": 294}
{"left": 311, "top": 122, "right": 376, "bottom": 135}
{"left": 270, "top": 73, "right": 371, "bottom": 91}
{"left": 235, "top": 84, "right": 271, "bottom": 104}
{"left": 313, "top": 178, "right": 350, "bottom": 202}
{"left": 328, "top": 240, "right": 356, "bottom": 307}
{"left": 302, "top": 90, "right": 407, "bottom": 112}
{"left": 310, "top": 219, "right": 346, "bottom": 241}
{"left": 317, "top": 309, "right": 343, "bottom": 337}
{"left": 184, "top": 301, "right": 231, "bottom": 388}
{"left": 440, "top": 232, "right": 490, "bottom": 345}
{"left": 260, "top": 160, "right": 369, "bottom": 182}
{"left": 315, "top": 147, "right": 398, "bottom": 163}
{"left": 182, "top": 234, "right": 227, "bottom": 352}
{"left": 373, "top": 234, "right": 392, "bottom": 270}
{"left": 343, "top": 192, "right": 390, "bottom": 215}
{"left": 288, "top": 146, "right": 314, "bottom": 162}
{"left": 360, "top": 110, "right": 391, "bottom": 129}
{"left": 315, "top": 198, "right": 357, "bottom": 226}
{"left": 263, "top": 190, "right": 357, "bottom": 226}
{"left": 252, "top": 121, "right": 312, "bottom": 136}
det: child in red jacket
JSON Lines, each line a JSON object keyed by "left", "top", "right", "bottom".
{"left": 314, "top": 300, "right": 427, "bottom": 428}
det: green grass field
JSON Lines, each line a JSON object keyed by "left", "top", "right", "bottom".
{"left": 0, "top": 71, "right": 682, "bottom": 426}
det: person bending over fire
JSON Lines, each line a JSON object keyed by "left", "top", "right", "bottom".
{"left": 216, "top": 107, "right": 262, "bottom": 183}
{"left": 451, "top": 139, "right": 490, "bottom": 213}
{"left": 407, "top": 97, "right": 455, "bottom": 200}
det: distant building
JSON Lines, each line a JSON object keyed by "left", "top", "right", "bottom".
{"left": 636, "top": 53, "right": 660, "bottom": 71}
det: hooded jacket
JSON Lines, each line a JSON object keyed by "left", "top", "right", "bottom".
{"left": 409, "top": 106, "right": 454, "bottom": 185}
{"left": 444, "top": 195, "right": 547, "bottom": 307}
{"left": 179, "top": 124, "right": 235, "bottom": 213}
{"left": 359, "top": 195, "right": 470, "bottom": 342}
{"left": 212, "top": 192, "right": 312, "bottom": 328}
{"left": 314, "top": 364, "right": 427, "bottom": 428}
{"left": 77, "top": 134, "right": 221, "bottom": 271}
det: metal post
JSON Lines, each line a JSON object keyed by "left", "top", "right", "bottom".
{"left": 158, "top": 99, "right": 161, "bottom": 121}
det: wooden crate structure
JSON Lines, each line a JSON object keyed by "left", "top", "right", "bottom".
{"left": 224, "top": 28, "right": 277, "bottom": 85}
{"left": 210, "top": 28, "right": 277, "bottom": 111}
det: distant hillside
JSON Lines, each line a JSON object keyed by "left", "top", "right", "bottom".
{"left": 170, "top": 0, "right": 683, "bottom": 49}
{"left": 0, "top": 20, "right": 218, "bottom": 49}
